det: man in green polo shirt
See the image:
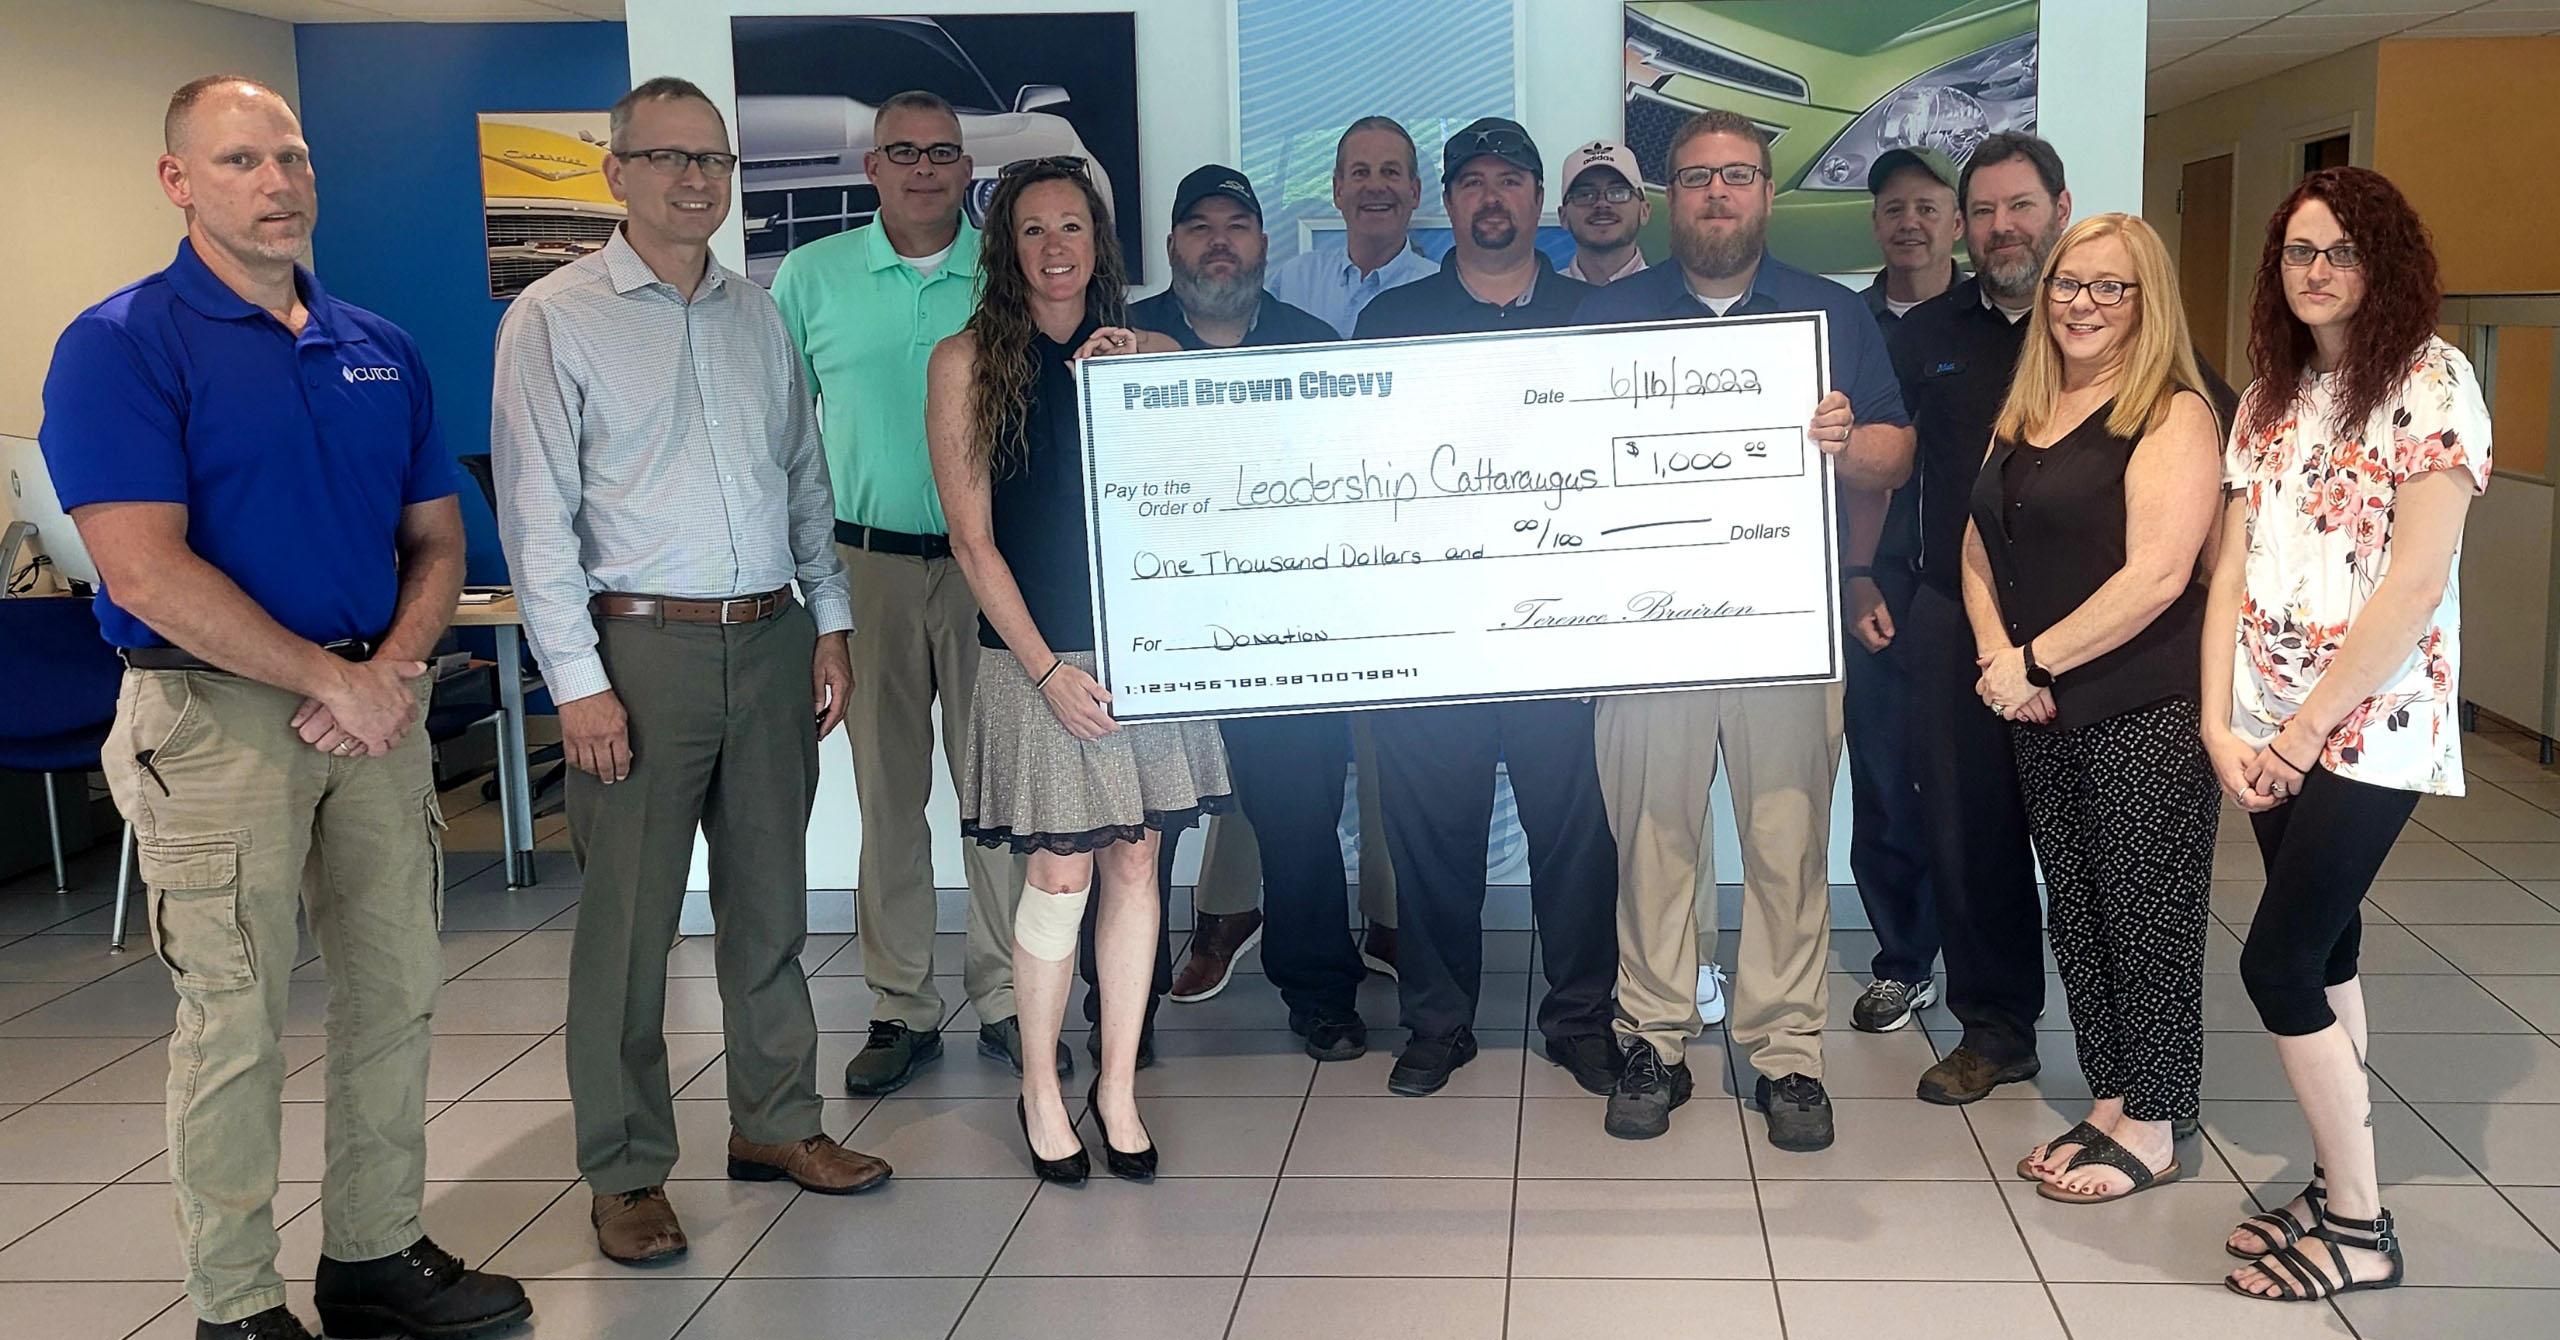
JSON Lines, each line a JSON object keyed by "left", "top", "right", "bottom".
{"left": 772, "top": 90, "right": 1042, "bottom": 1094}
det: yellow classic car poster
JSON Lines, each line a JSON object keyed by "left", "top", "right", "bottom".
{"left": 478, "top": 112, "right": 623, "bottom": 299}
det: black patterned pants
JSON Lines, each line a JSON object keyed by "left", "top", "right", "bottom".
{"left": 2011, "top": 698, "right": 2220, "bottom": 1121}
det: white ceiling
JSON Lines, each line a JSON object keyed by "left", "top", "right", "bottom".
{"left": 2150, "top": 0, "right": 2560, "bottom": 111}
{"left": 197, "top": 0, "right": 2560, "bottom": 115}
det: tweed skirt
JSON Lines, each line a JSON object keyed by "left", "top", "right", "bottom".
{"left": 963, "top": 649, "right": 1234, "bottom": 855}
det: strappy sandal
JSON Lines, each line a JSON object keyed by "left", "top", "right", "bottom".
{"left": 2034, "top": 1125, "right": 2183, "bottom": 1204}
{"left": 2226, "top": 1205, "right": 2404, "bottom": 1302}
{"left": 2227, "top": 1164, "right": 2327, "bottom": 1260}
{"left": 2016, "top": 1121, "right": 2107, "bottom": 1180}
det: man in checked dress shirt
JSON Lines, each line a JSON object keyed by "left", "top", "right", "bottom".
{"left": 492, "top": 77, "right": 890, "bottom": 1267}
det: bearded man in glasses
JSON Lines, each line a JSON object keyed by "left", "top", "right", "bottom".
{"left": 494, "top": 75, "right": 889, "bottom": 1268}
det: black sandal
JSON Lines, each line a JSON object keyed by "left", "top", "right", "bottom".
{"left": 2226, "top": 1205, "right": 2403, "bottom": 1302}
{"left": 2034, "top": 1125, "right": 2183, "bottom": 1204}
{"left": 2016, "top": 1121, "right": 2107, "bottom": 1180}
{"left": 2227, "top": 1164, "right": 2328, "bottom": 1260}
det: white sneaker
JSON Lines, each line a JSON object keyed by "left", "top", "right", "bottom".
{"left": 1695, "top": 964, "right": 1728, "bottom": 1026}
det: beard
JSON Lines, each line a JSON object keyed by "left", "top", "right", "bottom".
{"left": 1672, "top": 208, "right": 1766, "bottom": 280}
{"left": 1978, "top": 216, "right": 2065, "bottom": 302}
{"left": 1169, "top": 251, "right": 1266, "bottom": 324}
{"left": 1467, "top": 205, "right": 1519, "bottom": 251}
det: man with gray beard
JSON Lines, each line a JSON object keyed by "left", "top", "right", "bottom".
{"left": 1116, "top": 167, "right": 1380, "bottom": 1059}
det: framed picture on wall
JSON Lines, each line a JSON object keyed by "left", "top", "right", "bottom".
{"left": 478, "top": 112, "right": 623, "bottom": 300}
{"left": 731, "top": 13, "right": 1143, "bottom": 286}
{"left": 1623, "top": 0, "right": 2039, "bottom": 276}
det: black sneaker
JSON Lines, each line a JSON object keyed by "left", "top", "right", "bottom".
{"left": 196, "top": 1308, "right": 314, "bottom": 1340}
{"left": 1289, "top": 1007, "right": 1369, "bottom": 1061}
{"left": 1387, "top": 1028, "right": 1479, "bottom": 1096}
{"left": 1752, "top": 1073, "right": 1836, "bottom": 1152}
{"left": 844, "top": 1019, "right": 943, "bottom": 1095}
{"left": 1604, "top": 1041, "right": 1693, "bottom": 1140}
{"left": 980, "top": 1016, "right": 1073, "bottom": 1079}
{"left": 314, "top": 1236, "right": 531, "bottom": 1339}
{"left": 1543, "top": 1032, "right": 1623, "bottom": 1095}
{"left": 1851, "top": 978, "right": 1936, "bottom": 1034}
{"left": 1081, "top": 1020, "right": 1158, "bottom": 1070}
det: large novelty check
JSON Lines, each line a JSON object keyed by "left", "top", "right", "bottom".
{"left": 1078, "top": 311, "right": 1839, "bottom": 721}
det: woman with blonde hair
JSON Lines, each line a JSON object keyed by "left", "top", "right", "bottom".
{"left": 927, "top": 158, "right": 1231, "bottom": 1184}
{"left": 1961, "top": 212, "right": 2227, "bottom": 1203}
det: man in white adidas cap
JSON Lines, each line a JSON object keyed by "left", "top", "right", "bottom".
{"left": 1555, "top": 140, "right": 1650, "bottom": 286}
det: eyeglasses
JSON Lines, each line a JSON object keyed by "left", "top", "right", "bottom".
{"left": 879, "top": 141, "right": 963, "bottom": 166}
{"left": 2280, "top": 242, "right": 2362, "bottom": 270}
{"left": 1563, "top": 182, "right": 1639, "bottom": 207}
{"left": 614, "top": 148, "right": 738, "bottom": 179}
{"left": 1671, "top": 162, "right": 1767, "bottom": 190}
{"left": 2046, "top": 276, "right": 2139, "bottom": 306}
{"left": 1000, "top": 155, "right": 1089, "bottom": 178}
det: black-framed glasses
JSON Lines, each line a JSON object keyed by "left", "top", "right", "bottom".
{"left": 2280, "top": 242, "right": 2362, "bottom": 270}
{"left": 1671, "top": 162, "right": 1766, "bottom": 190}
{"left": 1000, "top": 154, "right": 1089, "bottom": 178}
{"left": 879, "top": 141, "right": 964, "bottom": 166}
{"left": 1563, "top": 182, "right": 1639, "bottom": 207}
{"left": 2047, "top": 276, "right": 2139, "bottom": 306}
{"left": 614, "top": 148, "right": 737, "bottom": 178}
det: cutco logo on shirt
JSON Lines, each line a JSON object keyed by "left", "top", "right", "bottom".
{"left": 342, "top": 365, "right": 402, "bottom": 383}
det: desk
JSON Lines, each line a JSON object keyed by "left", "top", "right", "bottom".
{"left": 451, "top": 593, "right": 537, "bottom": 888}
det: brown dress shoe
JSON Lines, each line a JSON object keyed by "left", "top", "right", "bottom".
{"left": 1915, "top": 1044, "right": 2042, "bottom": 1105}
{"left": 1167, "top": 908, "right": 1263, "bottom": 1002}
{"left": 726, "top": 1130, "right": 892, "bottom": 1195}
{"left": 592, "top": 1186, "right": 687, "bottom": 1264}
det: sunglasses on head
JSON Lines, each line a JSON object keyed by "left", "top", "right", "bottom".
{"left": 1000, "top": 155, "right": 1090, "bottom": 179}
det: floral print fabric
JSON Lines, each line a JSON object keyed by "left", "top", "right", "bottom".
{"left": 2223, "top": 337, "right": 2492, "bottom": 796}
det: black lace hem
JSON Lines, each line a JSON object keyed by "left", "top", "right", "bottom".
{"left": 965, "top": 792, "right": 1237, "bottom": 856}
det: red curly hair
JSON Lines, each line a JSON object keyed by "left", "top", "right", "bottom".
{"left": 2240, "top": 167, "right": 2441, "bottom": 437}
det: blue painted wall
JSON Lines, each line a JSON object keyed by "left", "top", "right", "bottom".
{"left": 295, "top": 22, "right": 628, "bottom": 580}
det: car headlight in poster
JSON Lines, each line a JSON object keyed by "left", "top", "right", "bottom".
{"left": 730, "top": 13, "right": 1142, "bottom": 287}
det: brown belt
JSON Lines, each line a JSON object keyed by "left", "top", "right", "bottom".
{"left": 591, "top": 589, "right": 790, "bottom": 624}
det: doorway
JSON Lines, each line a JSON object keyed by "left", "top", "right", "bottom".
{"left": 2179, "top": 153, "right": 2234, "bottom": 376}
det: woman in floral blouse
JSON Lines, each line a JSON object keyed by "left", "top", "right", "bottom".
{"left": 2202, "top": 167, "right": 2491, "bottom": 1303}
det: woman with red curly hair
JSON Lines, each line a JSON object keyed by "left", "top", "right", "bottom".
{"left": 2202, "top": 167, "right": 2491, "bottom": 1302}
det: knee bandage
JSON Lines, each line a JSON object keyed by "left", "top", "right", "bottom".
{"left": 1013, "top": 877, "right": 1091, "bottom": 962}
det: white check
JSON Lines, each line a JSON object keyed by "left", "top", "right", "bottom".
{"left": 1078, "top": 311, "right": 1840, "bottom": 721}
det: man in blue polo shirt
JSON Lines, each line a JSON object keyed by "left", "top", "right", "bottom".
{"left": 1575, "top": 108, "right": 1913, "bottom": 1149}
{"left": 37, "top": 77, "right": 526, "bottom": 1340}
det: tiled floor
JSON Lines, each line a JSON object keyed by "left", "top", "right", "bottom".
{"left": 8, "top": 731, "right": 2560, "bottom": 1338}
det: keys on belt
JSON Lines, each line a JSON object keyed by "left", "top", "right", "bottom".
{"left": 590, "top": 590, "right": 791, "bottom": 624}
{"left": 121, "top": 638, "right": 375, "bottom": 673}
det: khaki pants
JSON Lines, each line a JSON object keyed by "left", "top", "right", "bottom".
{"left": 565, "top": 606, "right": 827, "bottom": 1193}
{"left": 1193, "top": 716, "right": 1398, "bottom": 927}
{"left": 102, "top": 670, "right": 443, "bottom": 1324}
{"left": 838, "top": 544, "right": 1026, "bottom": 1028}
{"left": 1597, "top": 683, "right": 1843, "bottom": 1077}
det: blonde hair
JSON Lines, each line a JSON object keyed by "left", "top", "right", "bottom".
{"left": 1994, "top": 212, "right": 2211, "bottom": 444}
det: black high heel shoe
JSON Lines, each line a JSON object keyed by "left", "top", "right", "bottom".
{"left": 1086, "top": 1077, "right": 1158, "bottom": 1182}
{"left": 1016, "top": 1096, "right": 1088, "bottom": 1185}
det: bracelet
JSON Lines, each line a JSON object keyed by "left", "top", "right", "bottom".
{"left": 1033, "top": 660, "right": 1064, "bottom": 689}
{"left": 2270, "top": 738, "right": 2317, "bottom": 773}
{"left": 1843, "top": 565, "right": 1874, "bottom": 580}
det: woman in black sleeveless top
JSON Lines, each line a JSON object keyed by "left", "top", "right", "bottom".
{"left": 928, "top": 160, "right": 1232, "bottom": 1186}
{"left": 1959, "top": 213, "right": 2224, "bottom": 1207}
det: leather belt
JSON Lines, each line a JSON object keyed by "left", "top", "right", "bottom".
{"left": 591, "top": 589, "right": 790, "bottom": 624}
{"left": 122, "top": 638, "right": 375, "bottom": 673}
{"left": 834, "top": 520, "right": 952, "bottom": 561}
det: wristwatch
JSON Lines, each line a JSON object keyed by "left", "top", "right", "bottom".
{"left": 2022, "top": 640, "right": 2054, "bottom": 689}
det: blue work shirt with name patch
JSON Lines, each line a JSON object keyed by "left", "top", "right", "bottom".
{"left": 39, "top": 239, "right": 457, "bottom": 649}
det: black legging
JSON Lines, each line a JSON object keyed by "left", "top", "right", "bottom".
{"left": 2238, "top": 765, "right": 2423, "bottom": 1036}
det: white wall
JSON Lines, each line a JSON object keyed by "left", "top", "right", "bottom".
{"left": 625, "top": 0, "right": 2148, "bottom": 901}
{"left": 1, "top": 0, "right": 299, "bottom": 437}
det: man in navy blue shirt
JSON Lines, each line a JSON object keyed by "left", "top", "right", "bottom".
{"left": 38, "top": 77, "right": 525, "bottom": 1340}
{"left": 1574, "top": 109, "right": 1913, "bottom": 1149}
{"left": 1349, "top": 120, "right": 1623, "bottom": 1101}
{"left": 1113, "top": 166, "right": 1393, "bottom": 1065}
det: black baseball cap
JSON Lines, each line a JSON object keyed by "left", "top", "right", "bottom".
{"left": 1441, "top": 117, "right": 1542, "bottom": 187}
{"left": 1172, "top": 164, "right": 1262, "bottom": 226}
